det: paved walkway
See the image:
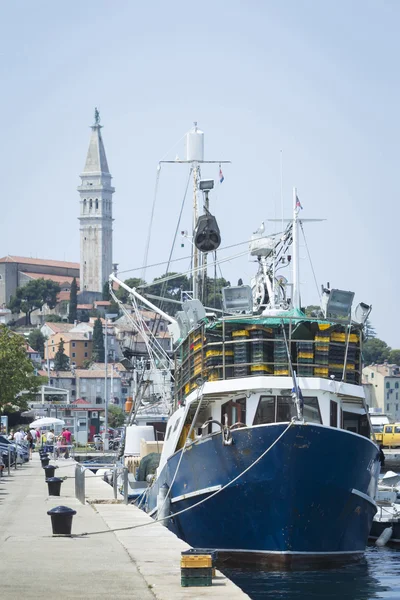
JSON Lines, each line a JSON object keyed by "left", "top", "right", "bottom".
{"left": 0, "top": 455, "right": 249, "bottom": 599}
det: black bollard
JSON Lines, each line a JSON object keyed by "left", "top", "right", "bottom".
{"left": 41, "top": 457, "right": 50, "bottom": 467}
{"left": 43, "top": 464, "right": 58, "bottom": 479}
{"left": 46, "top": 476, "right": 63, "bottom": 496}
{"left": 47, "top": 505, "right": 77, "bottom": 535}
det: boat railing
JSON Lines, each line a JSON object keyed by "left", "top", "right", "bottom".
{"left": 174, "top": 322, "right": 361, "bottom": 402}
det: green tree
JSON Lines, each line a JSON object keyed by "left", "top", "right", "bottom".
{"left": 116, "top": 278, "right": 146, "bottom": 303}
{"left": 365, "top": 319, "right": 376, "bottom": 340}
{"left": 53, "top": 339, "right": 70, "bottom": 370}
{"left": 389, "top": 350, "right": 400, "bottom": 366}
{"left": 44, "top": 315, "right": 62, "bottom": 323}
{"left": 203, "top": 275, "right": 230, "bottom": 310}
{"left": 0, "top": 325, "right": 44, "bottom": 413}
{"left": 363, "top": 338, "right": 391, "bottom": 366}
{"left": 28, "top": 330, "right": 46, "bottom": 358}
{"left": 147, "top": 272, "right": 190, "bottom": 316}
{"left": 8, "top": 279, "right": 61, "bottom": 325}
{"left": 92, "top": 318, "right": 105, "bottom": 362}
{"left": 108, "top": 404, "right": 125, "bottom": 428}
{"left": 102, "top": 281, "right": 111, "bottom": 301}
{"left": 68, "top": 277, "right": 78, "bottom": 324}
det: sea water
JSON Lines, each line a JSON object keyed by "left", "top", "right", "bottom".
{"left": 223, "top": 546, "right": 400, "bottom": 599}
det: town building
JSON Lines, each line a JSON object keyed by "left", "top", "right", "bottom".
{"left": 78, "top": 109, "right": 114, "bottom": 294}
{"left": 0, "top": 255, "right": 79, "bottom": 307}
{"left": 45, "top": 331, "right": 92, "bottom": 368}
{"left": 362, "top": 363, "right": 400, "bottom": 421}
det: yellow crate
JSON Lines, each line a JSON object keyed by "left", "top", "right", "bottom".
{"left": 206, "top": 350, "right": 223, "bottom": 357}
{"left": 274, "top": 369, "right": 289, "bottom": 375}
{"left": 181, "top": 555, "right": 212, "bottom": 569}
{"left": 250, "top": 365, "right": 273, "bottom": 373}
{"left": 232, "top": 330, "right": 250, "bottom": 337}
{"left": 298, "top": 352, "right": 314, "bottom": 359}
{"left": 318, "top": 323, "right": 331, "bottom": 331}
{"left": 314, "top": 368, "right": 328, "bottom": 376}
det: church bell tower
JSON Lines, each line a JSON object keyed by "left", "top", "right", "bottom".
{"left": 78, "top": 108, "right": 114, "bottom": 293}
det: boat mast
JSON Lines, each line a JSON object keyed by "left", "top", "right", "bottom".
{"left": 292, "top": 186, "right": 301, "bottom": 310}
{"left": 192, "top": 159, "right": 199, "bottom": 299}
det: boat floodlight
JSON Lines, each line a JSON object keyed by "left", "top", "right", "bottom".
{"left": 199, "top": 179, "right": 214, "bottom": 191}
{"left": 323, "top": 289, "right": 355, "bottom": 319}
{"left": 222, "top": 285, "right": 253, "bottom": 313}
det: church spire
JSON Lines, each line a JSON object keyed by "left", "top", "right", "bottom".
{"left": 78, "top": 110, "right": 114, "bottom": 293}
{"left": 82, "top": 107, "right": 110, "bottom": 175}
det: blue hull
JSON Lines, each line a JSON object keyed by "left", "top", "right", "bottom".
{"left": 147, "top": 423, "right": 380, "bottom": 562}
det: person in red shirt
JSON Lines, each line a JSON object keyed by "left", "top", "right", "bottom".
{"left": 61, "top": 428, "right": 72, "bottom": 459}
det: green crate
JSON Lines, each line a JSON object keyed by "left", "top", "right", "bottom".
{"left": 181, "top": 567, "right": 212, "bottom": 578}
{"left": 181, "top": 576, "right": 212, "bottom": 587}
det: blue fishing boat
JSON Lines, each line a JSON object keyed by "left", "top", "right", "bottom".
{"left": 111, "top": 125, "right": 380, "bottom": 566}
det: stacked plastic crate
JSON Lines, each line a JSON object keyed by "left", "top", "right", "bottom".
{"left": 232, "top": 329, "right": 251, "bottom": 377}
{"left": 314, "top": 329, "right": 330, "bottom": 378}
{"left": 250, "top": 327, "right": 274, "bottom": 376}
{"left": 274, "top": 329, "right": 289, "bottom": 376}
{"left": 181, "top": 553, "right": 213, "bottom": 587}
{"left": 296, "top": 341, "right": 314, "bottom": 376}
{"left": 205, "top": 330, "right": 224, "bottom": 382}
{"left": 329, "top": 331, "right": 359, "bottom": 383}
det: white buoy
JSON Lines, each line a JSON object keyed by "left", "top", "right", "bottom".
{"left": 156, "top": 484, "right": 170, "bottom": 526}
{"left": 375, "top": 526, "right": 393, "bottom": 547}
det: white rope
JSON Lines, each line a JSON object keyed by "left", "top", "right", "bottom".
{"left": 141, "top": 164, "right": 162, "bottom": 283}
{"left": 78, "top": 420, "right": 294, "bottom": 537}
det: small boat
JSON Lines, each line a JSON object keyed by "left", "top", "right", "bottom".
{"left": 370, "top": 488, "right": 400, "bottom": 544}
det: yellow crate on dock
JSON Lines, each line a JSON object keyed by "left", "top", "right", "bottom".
{"left": 181, "top": 555, "right": 212, "bottom": 569}
{"left": 274, "top": 368, "right": 289, "bottom": 375}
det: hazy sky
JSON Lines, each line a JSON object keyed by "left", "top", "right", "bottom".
{"left": 1, "top": 1, "right": 399, "bottom": 345}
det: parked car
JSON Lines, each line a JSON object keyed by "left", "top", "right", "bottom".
{"left": 0, "top": 435, "right": 16, "bottom": 466}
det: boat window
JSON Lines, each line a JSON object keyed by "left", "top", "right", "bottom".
{"left": 303, "top": 397, "right": 322, "bottom": 424}
{"left": 253, "top": 396, "right": 275, "bottom": 425}
{"left": 277, "top": 396, "right": 296, "bottom": 422}
{"left": 395, "top": 427, "right": 400, "bottom": 434}
{"left": 221, "top": 398, "right": 246, "bottom": 427}
{"left": 173, "top": 418, "right": 181, "bottom": 432}
{"left": 343, "top": 411, "right": 370, "bottom": 438}
{"left": 165, "top": 426, "right": 171, "bottom": 441}
{"left": 386, "top": 426, "right": 393, "bottom": 433}
{"left": 330, "top": 400, "right": 338, "bottom": 427}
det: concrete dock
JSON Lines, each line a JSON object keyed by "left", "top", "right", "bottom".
{"left": 0, "top": 456, "right": 249, "bottom": 599}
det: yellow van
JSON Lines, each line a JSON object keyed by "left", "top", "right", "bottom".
{"left": 382, "top": 424, "right": 400, "bottom": 448}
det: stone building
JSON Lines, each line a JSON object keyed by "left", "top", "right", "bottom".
{"left": 363, "top": 363, "right": 400, "bottom": 421}
{"left": 0, "top": 255, "right": 79, "bottom": 307}
{"left": 78, "top": 109, "right": 114, "bottom": 294}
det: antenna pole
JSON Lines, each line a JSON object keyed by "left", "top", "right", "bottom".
{"left": 192, "top": 162, "right": 199, "bottom": 300}
{"left": 292, "top": 187, "right": 300, "bottom": 310}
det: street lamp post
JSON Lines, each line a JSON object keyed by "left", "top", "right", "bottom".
{"left": 103, "top": 313, "right": 118, "bottom": 450}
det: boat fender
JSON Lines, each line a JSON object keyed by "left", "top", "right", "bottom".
{"left": 157, "top": 483, "right": 170, "bottom": 526}
{"left": 375, "top": 526, "right": 393, "bottom": 547}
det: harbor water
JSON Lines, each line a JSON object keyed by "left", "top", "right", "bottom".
{"left": 223, "top": 546, "right": 400, "bottom": 599}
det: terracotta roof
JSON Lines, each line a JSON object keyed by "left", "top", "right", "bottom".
{"left": 72, "top": 398, "right": 90, "bottom": 405}
{"left": 75, "top": 369, "right": 121, "bottom": 378}
{"left": 49, "top": 371, "right": 75, "bottom": 377}
{"left": 44, "top": 323, "right": 73, "bottom": 333}
{"left": 57, "top": 333, "right": 91, "bottom": 341}
{"left": 21, "top": 272, "right": 79, "bottom": 285}
{"left": 77, "top": 304, "right": 93, "bottom": 310}
{"left": 0, "top": 255, "right": 79, "bottom": 269}
{"left": 26, "top": 344, "right": 38, "bottom": 354}
{"left": 94, "top": 300, "right": 111, "bottom": 306}
{"left": 57, "top": 291, "right": 71, "bottom": 302}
